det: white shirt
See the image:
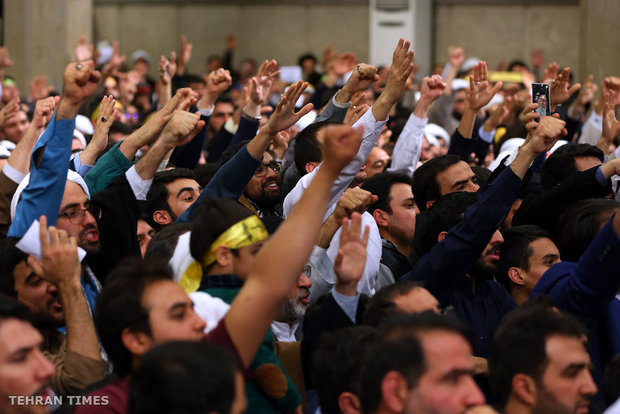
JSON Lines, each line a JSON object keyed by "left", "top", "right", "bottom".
{"left": 271, "top": 320, "right": 299, "bottom": 343}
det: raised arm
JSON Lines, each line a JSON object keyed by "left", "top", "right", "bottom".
{"left": 389, "top": 75, "right": 445, "bottom": 174}
{"left": 9, "top": 61, "right": 101, "bottom": 237}
{"left": 175, "top": 81, "right": 313, "bottom": 224}
{"left": 78, "top": 95, "right": 118, "bottom": 168}
{"left": 225, "top": 124, "right": 362, "bottom": 366}
{"left": 29, "top": 216, "right": 105, "bottom": 380}
{"left": 284, "top": 39, "right": 414, "bottom": 218}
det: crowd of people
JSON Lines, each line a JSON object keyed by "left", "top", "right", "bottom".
{"left": 0, "top": 30, "right": 619, "bottom": 414}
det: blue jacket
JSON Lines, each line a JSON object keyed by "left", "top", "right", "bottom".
{"left": 532, "top": 217, "right": 620, "bottom": 384}
{"left": 402, "top": 165, "right": 522, "bottom": 358}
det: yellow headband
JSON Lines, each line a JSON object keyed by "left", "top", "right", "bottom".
{"left": 201, "top": 215, "right": 268, "bottom": 267}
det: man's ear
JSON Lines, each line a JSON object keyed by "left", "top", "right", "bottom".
{"left": 380, "top": 371, "right": 408, "bottom": 413}
{"left": 121, "top": 327, "right": 152, "bottom": 358}
{"left": 214, "top": 245, "right": 233, "bottom": 267}
{"left": 338, "top": 391, "right": 362, "bottom": 414}
{"left": 425, "top": 200, "right": 435, "bottom": 210}
{"left": 305, "top": 162, "right": 318, "bottom": 174}
{"left": 437, "top": 231, "right": 448, "bottom": 243}
{"left": 372, "top": 209, "right": 390, "bottom": 227}
{"left": 512, "top": 373, "right": 537, "bottom": 406}
{"left": 153, "top": 210, "right": 172, "bottom": 226}
{"left": 508, "top": 267, "right": 525, "bottom": 286}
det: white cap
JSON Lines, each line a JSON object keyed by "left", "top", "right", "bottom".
{"left": 75, "top": 114, "right": 94, "bottom": 135}
{"left": 73, "top": 129, "right": 87, "bottom": 150}
{"left": 10, "top": 170, "right": 91, "bottom": 221}
{"left": 424, "top": 123, "right": 450, "bottom": 147}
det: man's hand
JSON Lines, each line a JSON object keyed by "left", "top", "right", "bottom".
{"left": 29, "top": 76, "right": 54, "bottom": 102}
{"left": 448, "top": 45, "right": 465, "bottom": 70}
{"left": 414, "top": 75, "right": 446, "bottom": 118}
{"left": 249, "top": 60, "right": 279, "bottom": 106}
{"left": 0, "top": 46, "right": 14, "bottom": 68}
{"left": 542, "top": 62, "right": 559, "bottom": 85}
{"left": 262, "top": 81, "right": 314, "bottom": 136}
{"left": 523, "top": 115, "right": 567, "bottom": 154}
{"left": 482, "top": 96, "right": 511, "bottom": 132}
{"left": 382, "top": 39, "right": 415, "bottom": 104}
{"left": 334, "top": 187, "right": 378, "bottom": 226}
{"left": 199, "top": 69, "right": 232, "bottom": 109}
{"left": 101, "top": 40, "right": 126, "bottom": 79}
{"left": 0, "top": 97, "right": 19, "bottom": 127}
{"left": 31, "top": 96, "right": 60, "bottom": 129}
{"left": 159, "top": 52, "right": 177, "bottom": 86}
{"left": 176, "top": 35, "right": 193, "bottom": 76}
{"left": 92, "top": 95, "right": 118, "bottom": 146}
{"left": 602, "top": 91, "right": 620, "bottom": 144}
{"left": 334, "top": 212, "right": 370, "bottom": 296}
{"left": 338, "top": 63, "right": 379, "bottom": 103}
{"left": 74, "top": 36, "right": 94, "bottom": 62}
{"left": 576, "top": 74, "right": 597, "bottom": 107}
{"left": 27, "top": 216, "right": 81, "bottom": 290}
{"left": 160, "top": 110, "right": 205, "bottom": 149}
{"left": 61, "top": 61, "right": 102, "bottom": 106}
{"left": 467, "top": 61, "right": 502, "bottom": 111}
{"left": 321, "top": 125, "right": 364, "bottom": 176}
{"left": 550, "top": 67, "right": 580, "bottom": 109}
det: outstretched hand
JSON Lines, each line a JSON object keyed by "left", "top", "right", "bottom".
{"left": 467, "top": 61, "right": 502, "bottom": 110}
{"left": 334, "top": 212, "right": 370, "bottom": 291}
{"left": 262, "top": 81, "right": 314, "bottom": 135}
{"left": 550, "top": 67, "right": 580, "bottom": 108}
{"left": 382, "top": 39, "right": 415, "bottom": 103}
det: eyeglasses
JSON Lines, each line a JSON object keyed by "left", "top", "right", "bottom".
{"left": 58, "top": 202, "right": 100, "bottom": 224}
{"left": 303, "top": 265, "right": 311, "bottom": 277}
{"left": 124, "top": 112, "right": 139, "bottom": 120}
{"left": 254, "top": 161, "right": 282, "bottom": 178}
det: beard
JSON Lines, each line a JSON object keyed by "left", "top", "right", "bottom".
{"left": 469, "top": 256, "right": 497, "bottom": 282}
{"left": 532, "top": 388, "right": 587, "bottom": 414}
{"left": 275, "top": 289, "right": 310, "bottom": 323}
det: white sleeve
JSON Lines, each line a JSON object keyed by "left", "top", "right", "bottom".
{"left": 2, "top": 162, "right": 26, "bottom": 184}
{"left": 283, "top": 107, "right": 388, "bottom": 220}
{"left": 125, "top": 165, "right": 152, "bottom": 201}
{"left": 578, "top": 111, "right": 603, "bottom": 146}
{"left": 388, "top": 113, "right": 427, "bottom": 175}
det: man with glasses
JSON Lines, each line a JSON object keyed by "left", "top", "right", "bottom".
{"left": 241, "top": 149, "right": 284, "bottom": 218}
{"left": 272, "top": 266, "right": 312, "bottom": 342}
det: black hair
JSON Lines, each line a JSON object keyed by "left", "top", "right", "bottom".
{"left": 490, "top": 305, "right": 586, "bottom": 409}
{"left": 109, "top": 120, "right": 135, "bottom": 136}
{"left": 361, "top": 312, "right": 473, "bottom": 414}
{"left": 558, "top": 198, "right": 620, "bottom": 262}
{"left": 146, "top": 168, "right": 198, "bottom": 230}
{"left": 363, "top": 281, "right": 425, "bottom": 328}
{"left": 412, "top": 154, "right": 463, "bottom": 211}
{"left": 129, "top": 341, "right": 239, "bottom": 414}
{"left": 541, "top": 144, "right": 604, "bottom": 190}
{"left": 0, "top": 294, "right": 33, "bottom": 324}
{"left": 507, "top": 60, "right": 529, "bottom": 72}
{"left": 143, "top": 222, "right": 193, "bottom": 263}
{"left": 413, "top": 191, "right": 478, "bottom": 257}
{"left": 470, "top": 166, "right": 492, "bottom": 189}
{"left": 214, "top": 94, "right": 234, "bottom": 107}
{"left": 496, "top": 225, "right": 554, "bottom": 291}
{"left": 313, "top": 326, "right": 378, "bottom": 414}
{"left": 298, "top": 53, "right": 317, "bottom": 67}
{"left": 0, "top": 237, "right": 27, "bottom": 298}
{"left": 361, "top": 172, "right": 412, "bottom": 215}
{"left": 193, "top": 162, "right": 221, "bottom": 188}
{"left": 293, "top": 121, "right": 329, "bottom": 176}
{"left": 189, "top": 198, "right": 254, "bottom": 265}
{"left": 184, "top": 73, "right": 206, "bottom": 86}
{"left": 95, "top": 258, "right": 173, "bottom": 377}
